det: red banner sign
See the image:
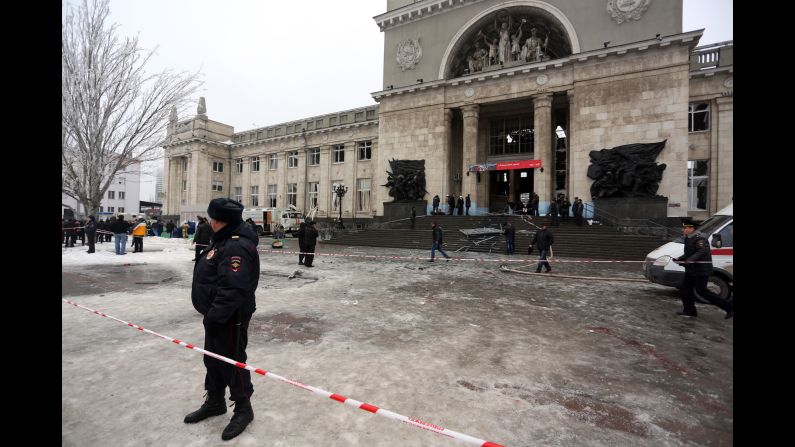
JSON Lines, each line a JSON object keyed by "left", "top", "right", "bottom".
{"left": 468, "top": 159, "right": 542, "bottom": 172}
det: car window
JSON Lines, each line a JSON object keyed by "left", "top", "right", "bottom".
{"left": 715, "top": 222, "right": 733, "bottom": 248}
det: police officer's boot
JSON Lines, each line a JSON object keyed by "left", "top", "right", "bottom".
{"left": 184, "top": 391, "right": 227, "bottom": 423}
{"left": 221, "top": 398, "right": 254, "bottom": 440}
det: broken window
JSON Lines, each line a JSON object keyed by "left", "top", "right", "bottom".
{"left": 688, "top": 102, "right": 710, "bottom": 132}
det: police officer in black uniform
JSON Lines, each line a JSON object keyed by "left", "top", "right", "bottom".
{"left": 184, "top": 198, "right": 260, "bottom": 440}
{"left": 674, "top": 217, "right": 733, "bottom": 319}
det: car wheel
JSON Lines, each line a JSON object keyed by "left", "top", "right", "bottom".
{"left": 695, "top": 275, "right": 732, "bottom": 303}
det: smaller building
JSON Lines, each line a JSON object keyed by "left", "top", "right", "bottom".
{"left": 62, "top": 162, "right": 142, "bottom": 219}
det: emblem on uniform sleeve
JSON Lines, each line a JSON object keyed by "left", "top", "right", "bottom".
{"left": 206, "top": 249, "right": 215, "bottom": 260}
{"left": 230, "top": 256, "right": 242, "bottom": 272}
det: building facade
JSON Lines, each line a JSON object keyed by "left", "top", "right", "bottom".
{"left": 62, "top": 162, "right": 142, "bottom": 219}
{"left": 163, "top": 0, "right": 732, "bottom": 221}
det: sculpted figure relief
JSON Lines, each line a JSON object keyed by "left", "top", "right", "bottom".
{"left": 458, "top": 11, "right": 557, "bottom": 76}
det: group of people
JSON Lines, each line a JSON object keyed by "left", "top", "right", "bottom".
{"left": 431, "top": 193, "right": 472, "bottom": 216}
{"left": 62, "top": 214, "right": 149, "bottom": 255}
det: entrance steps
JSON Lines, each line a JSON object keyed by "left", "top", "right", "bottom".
{"left": 322, "top": 214, "right": 670, "bottom": 260}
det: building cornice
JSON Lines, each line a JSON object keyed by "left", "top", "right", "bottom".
{"left": 231, "top": 120, "right": 379, "bottom": 149}
{"left": 374, "top": 0, "right": 487, "bottom": 31}
{"left": 371, "top": 30, "right": 705, "bottom": 100}
{"left": 689, "top": 66, "right": 733, "bottom": 79}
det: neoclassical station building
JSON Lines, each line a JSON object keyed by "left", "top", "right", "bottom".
{"left": 163, "top": 0, "right": 732, "bottom": 223}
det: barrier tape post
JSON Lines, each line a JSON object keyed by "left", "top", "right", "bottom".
{"left": 62, "top": 299, "right": 506, "bottom": 447}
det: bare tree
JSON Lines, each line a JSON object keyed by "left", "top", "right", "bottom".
{"left": 62, "top": 0, "right": 202, "bottom": 216}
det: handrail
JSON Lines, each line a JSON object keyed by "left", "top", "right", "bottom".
{"left": 582, "top": 202, "right": 678, "bottom": 238}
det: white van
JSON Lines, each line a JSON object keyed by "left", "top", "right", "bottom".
{"left": 643, "top": 203, "right": 733, "bottom": 300}
{"left": 241, "top": 205, "right": 304, "bottom": 236}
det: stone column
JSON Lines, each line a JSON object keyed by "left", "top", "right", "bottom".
{"left": 566, "top": 92, "right": 575, "bottom": 196}
{"left": 461, "top": 104, "right": 480, "bottom": 209}
{"left": 442, "top": 109, "right": 453, "bottom": 214}
{"left": 319, "top": 146, "right": 331, "bottom": 216}
{"left": 533, "top": 94, "right": 553, "bottom": 208}
{"left": 713, "top": 96, "right": 733, "bottom": 213}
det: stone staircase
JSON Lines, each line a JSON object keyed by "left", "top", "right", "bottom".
{"left": 322, "top": 214, "right": 670, "bottom": 260}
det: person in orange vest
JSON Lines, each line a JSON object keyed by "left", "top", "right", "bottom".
{"left": 131, "top": 218, "right": 147, "bottom": 252}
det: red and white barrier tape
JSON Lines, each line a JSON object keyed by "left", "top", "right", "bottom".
{"left": 62, "top": 299, "right": 506, "bottom": 447}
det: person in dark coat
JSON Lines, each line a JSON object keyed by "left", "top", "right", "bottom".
{"left": 560, "top": 197, "right": 571, "bottom": 222}
{"left": 296, "top": 221, "right": 307, "bottom": 265}
{"left": 245, "top": 218, "right": 258, "bottom": 236}
{"left": 530, "top": 224, "right": 554, "bottom": 273}
{"left": 447, "top": 194, "right": 455, "bottom": 215}
{"left": 465, "top": 194, "right": 471, "bottom": 215}
{"left": 548, "top": 199, "right": 559, "bottom": 227}
{"left": 457, "top": 196, "right": 464, "bottom": 215}
{"left": 530, "top": 193, "right": 539, "bottom": 217}
{"left": 302, "top": 221, "right": 319, "bottom": 267}
{"left": 192, "top": 216, "right": 213, "bottom": 261}
{"left": 674, "top": 218, "right": 733, "bottom": 319}
{"left": 432, "top": 195, "right": 440, "bottom": 214}
{"left": 573, "top": 197, "right": 584, "bottom": 226}
{"left": 63, "top": 219, "right": 76, "bottom": 247}
{"left": 85, "top": 215, "right": 97, "bottom": 253}
{"left": 110, "top": 215, "right": 131, "bottom": 255}
{"left": 185, "top": 198, "right": 259, "bottom": 440}
{"left": 166, "top": 220, "right": 176, "bottom": 237}
{"left": 503, "top": 221, "right": 516, "bottom": 255}
{"left": 429, "top": 221, "right": 451, "bottom": 262}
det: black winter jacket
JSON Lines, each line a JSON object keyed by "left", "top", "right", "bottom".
{"left": 531, "top": 228, "right": 554, "bottom": 250}
{"left": 676, "top": 232, "right": 713, "bottom": 276}
{"left": 191, "top": 220, "right": 260, "bottom": 324}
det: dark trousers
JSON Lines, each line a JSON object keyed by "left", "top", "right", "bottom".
{"left": 466, "top": 206, "right": 470, "bottom": 215}
{"left": 536, "top": 249, "right": 551, "bottom": 272}
{"left": 431, "top": 241, "right": 449, "bottom": 260}
{"left": 505, "top": 237, "right": 514, "bottom": 255}
{"left": 203, "top": 317, "right": 253, "bottom": 402}
{"left": 448, "top": 205, "right": 454, "bottom": 215}
{"left": 551, "top": 214, "right": 559, "bottom": 226}
{"left": 680, "top": 274, "right": 732, "bottom": 315}
{"left": 561, "top": 211, "right": 569, "bottom": 222}
{"left": 132, "top": 236, "right": 143, "bottom": 252}
{"left": 87, "top": 233, "right": 96, "bottom": 253}
{"left": 195, "top": 246, "right": 203, "bottom": 261}
{"left": 298, "top": 241, "right": 305, "bottom": 264}
{"left": 64, "top": 234, "right": 74, "bottom": 247}
{"left": 575, "top": 214, "right": 583, "bottom": 226}
{"left": 304, "top": 244, "right": 316, "bottom": 266}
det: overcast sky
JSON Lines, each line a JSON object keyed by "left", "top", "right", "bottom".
{"left": 67, "top": 0, "right": 732, "bottom": 202}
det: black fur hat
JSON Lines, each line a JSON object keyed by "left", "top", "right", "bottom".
{"left": 207, "top": 198, "right": 244, "bottom": 223}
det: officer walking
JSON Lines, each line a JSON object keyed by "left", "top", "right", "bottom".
{"left": 674, "top": 218, "right": 733, "bottom": 319}
{"left": 302, "top": 220, "right": 319, "bottom": 267}
{"left": 184, "top": 198, "right": 260, "bottom": 440}
{"left": 529, "top": 223, "right": 554, "bottom": 273}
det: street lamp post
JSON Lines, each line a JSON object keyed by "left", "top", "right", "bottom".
{"left": 334, "top": 184, "right": 348, "bottom": 229}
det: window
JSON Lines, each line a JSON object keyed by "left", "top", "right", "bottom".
{"left": 287, "top": 183, "right": 297, "bottom": 206}
{"left": 212, "top": 181, "right": 224, "bottom": 192}
{"left": 119, "top": 191, "right": 125, "bottom": 200}
{"left": 715, "top": 222, "right": 733, "bottom": 248}
{"left": 333, "top": 144, "right": 345, "bottom": 163}
{"left": 308, "top": 148, "right": 320, "bottom": 165}
{"left": 306, "top": 121, "right": 313, "bottom": 130}
{"left": 357, "top": 178, "right": 371, "bottom": 212}
{"left": 688, "top": 102, "right": 710, "bottom": 132}
{"left": 354, "top": 112, "right": 364, "bottom": 122}
{"left": 107, "top": 190, "right": 115, "bottom": 199}
{"left": 490, "top": 117, "right": 534, "bottom": 155}
{"left": 250, "top": 185, "right": 259, "bottom": 207}
{"left": 358, "top": 141, "right": 372, "bottom": 161}
{"left": 108, "top": 206, "right": 114, "bottom": 213}
{"left": 269, "top": 154, "right": 278, "bottom": 170}
{"left": 331, "top": 181, "right": 344, "bottom": 212}
{"left": 235, "top": 158, "right": 243, "bottom": 173}
{"left": 182, "top": 159, "right": 188, "bottom": 172}
{"left": 366, "top": 110, "right": 375, "bottom": 119}
{"left": 234, "top": 187, "right": 243, "bottom": 203}
{"left": 251, "top": 156, "right": 260, "bottom": 172}
{"left": 288, "top": 150, "right": 299, "bottom": 168}
{"left": 268, "top": 184, "right": 277, "bottom": 207}
{"left": 687, "top": 160, "right": 709, "bottom": 210}
{"left": 213, "top": 161, "right": 224, "bottom": 172}
{"left": 182, "top": 180, "right": 187, "bottom": 191}
{"left": 99, "top": 206, "right": 104, "bottom": 213}
{"left": 329, "top": 116, "right": 338, "bottom": 126}
{"left": 118, "top": 207, "right": 125, "bottom": 213}
{"left": 316, "top": 119, "right": 323, "bottom": 128}
{"left": 307, "top": 182, "right": 319, "bottom": 209}
{"left": 340, "top": 115, "right": 348, "bottom": 124}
